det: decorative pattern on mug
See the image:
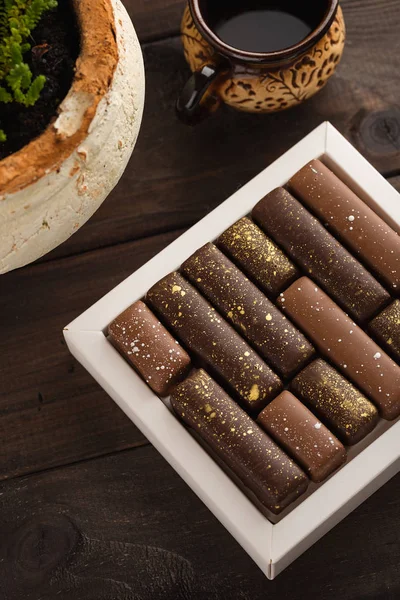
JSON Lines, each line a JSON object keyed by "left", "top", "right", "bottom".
{"left": 181, "top": 6, "right": 346, "bottom": 113}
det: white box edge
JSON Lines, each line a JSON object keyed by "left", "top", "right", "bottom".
{"left": 64, "top": 122, "right": 400, "bottom": 580}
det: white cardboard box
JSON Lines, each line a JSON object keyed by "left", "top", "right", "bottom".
{"left": 64, "top": 122, "right": 400, "bottom": 579}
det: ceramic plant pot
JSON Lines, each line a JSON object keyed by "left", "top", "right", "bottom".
{"left": 0, "top": 0, "right": 145, "bottom": 274}
{"left": 178, "top": 0, "right": 345, "bottom": 122}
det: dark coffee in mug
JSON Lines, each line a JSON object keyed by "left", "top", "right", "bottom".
{"left": 204, "top": 0, "right": 327, "bottom": 53}
{"left": 177, "top": 0, "right": 344, "bottom": 123}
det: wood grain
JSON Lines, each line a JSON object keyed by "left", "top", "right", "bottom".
{"left": 122, "top": 0, "right": 184, "bottom": 42}
{"left": 0, "top": 445, "right": 399, "bottom": 600}
{"left": 0, "top": 230, "right": 183, "bottom": 481}
{"left": 39, "top": 0, "right": 400, "bottom": 264}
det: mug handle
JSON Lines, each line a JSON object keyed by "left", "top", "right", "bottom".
{"left": 176, "top": 63, "right": 224, "bottom": 125}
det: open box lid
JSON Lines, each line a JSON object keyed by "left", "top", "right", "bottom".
{"left": 64, "top": 122, "right": 400, "bottom": 579}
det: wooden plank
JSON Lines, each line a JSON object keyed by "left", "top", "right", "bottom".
{"left": 0, "top": 230, "right": 183, "bottom": 481}
{"left": 0, "top": 444, "right": 399, "bottom": 599}
{"left": 39, "top": 0, "right": 400, "bottom": 263}
{"left": 123, "top": 0, "right": 184, "bottom": 42}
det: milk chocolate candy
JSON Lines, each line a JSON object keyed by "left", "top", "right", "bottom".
{"left": 291, "top": 359, "right": 379, "bottom": 445}
{"left": 217, "top": 216, "right": 299, "bottom": 297}
{"left": 369, "top": 300, "right": 400, "bottom": 362}
{"left": 181, "top": 243, "right": 314, "bottom": 378}
{"left": 289, "top": 160, "right": 400, "bottom": 293}
{"left": 257, "top": 391, "right": 346, "bottom": 483}
{"left": 108, "top": 301, "right": 191, "bottom": 396}
{"left": 171, "top": 370, "right": 308, "bottom": 514}
{"left": 252, "top": 188, "right": 390, "bottom": 322}
{"left": 278, "top": 277, "right": 400, "bottom": 420}
{"left": 147, "top": 273, "right": 282, "bottom": 412}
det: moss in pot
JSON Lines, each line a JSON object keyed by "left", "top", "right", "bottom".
{"left": 0, "top": 0, "right": 79, "bottom": 155}
{"left": 0, "top": 0, "right": 145, "bottom": 274}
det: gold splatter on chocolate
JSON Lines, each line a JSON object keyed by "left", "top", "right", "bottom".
{"left": 289, "top": 160, "right": 400, "bottom": 293}
{"left": 291, "top": 359, "right": 379, "bottom": 445}
{"left": 252, "top": 188, "right": 390, "bottom": 322}
{"left": 171, "top": 369, "right": 308, "bottom": 514}
{"left": 108, "top": 300, "right": 191, "bottom": 396}
{"left": 217, "top": 216, "right": 298, "bottom": 297}
{"left": 257, "top": 390, "right": 346, "bottom": 482}
{"left": 181, "top": 243, "right": 314, "bottom": 378}
{"left": 278, "top": 277, "right": 400, "bottom": 420}
{"left": 369, "top": 300, "right": 400, "bottom": 363}
{"left": 147, "top": 272, "right": 282, "bottom": 412}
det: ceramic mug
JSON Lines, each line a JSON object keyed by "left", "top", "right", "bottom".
{"left": 177, "top": 0, "right": 345, "bottom": 123}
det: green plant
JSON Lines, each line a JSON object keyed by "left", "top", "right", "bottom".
{"left": 0, "top": 0, "right": 57, "bottom": 141}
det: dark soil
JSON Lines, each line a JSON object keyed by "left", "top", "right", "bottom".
{"left": 0, "top": 1, "right": 80, "bottom": 160}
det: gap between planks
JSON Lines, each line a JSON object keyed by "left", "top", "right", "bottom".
{"left": 0, "top": 440, "right": 151, "bottom": 486}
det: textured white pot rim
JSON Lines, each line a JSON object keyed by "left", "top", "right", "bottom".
{"left": 0, "top": 0, "right": 119, "bottom": 197}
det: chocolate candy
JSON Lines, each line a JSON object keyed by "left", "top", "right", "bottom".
{"left": 257, "top": 391, "right": 346, "bottom": 482}
{"left": 289, "top": 160, "right": 400, "bottom": 293}
{"left": 108, "top": 300, "right": 191, "bottom": 396}
{"left": 181, "top": 242, "right": 314, "bottom": 378}
{"left": 252, "top": 188, "right": 390, "bottom": 322}
{"left": 171, "top": 369, "right": 308, "bottom": 514}
{"left": 369, "top": 300, "right": 400, "bottom": 362}
{"left": 291, "top": 359, "right": 379, "bottom": 445}
{"left": 217, "top": 216, "right": 299, "bottom": 297}
{"left": 278, "top": 277, "right": 400, "bottom": 420}
{"left": 147, "top": 272, "right": 282, "bottom": 412}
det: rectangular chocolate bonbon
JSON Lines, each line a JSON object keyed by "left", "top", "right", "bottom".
{"left": 171, "top": 369, "right": 308, "bottom": 514}
{"left": 291, "top": 359, "right": 379, "bottom": 445}
{"left": 369, "top": 300, "right": 400, "bottom": 363}
{"left": 181, "top": 242, "right": 314, "bottom": 378}
{"left": 147, "top": 272, "right": 282, "bottom": 412}
{"left": 108, "top": 300, "right": 191, "bottom": 396}
{"left": 257, "top": 390, "right": 346, "bottom": 483}
{"left": 252, "top": 188, "right": 390, "bottom": 322}
{"left": 289, "top": 160, "right": 400, "bottom": 293}
{"left": 217, "top": 216, "right": 299, "bottom": 297}
{"left": 277, "top": 277, "right": 400, "bottom": 420}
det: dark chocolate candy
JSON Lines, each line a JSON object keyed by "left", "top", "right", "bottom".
{"left": 252, "top": 188, "right": 390, "bottom": 322}
{"left": 108, "top": 300, "right": 191, "bottom": 396}
{"left": 171, "top": 369, "right": 308, "bottom": 514}
{"left": 278, "top": 277, "right": 400, "bottom": 420}
{"left": 291, "top": 359, "right": 379, "bottom": 445}
{"left": 257, "top": 390, "right": 346, "bottom": 483}
{"left": 181, "top": 242, "right": 314, "bottom": 378}
{"left": 289, "top": 160, "right": 400, "bottom": 293}
{"left": 147, "top": 273, "right": 282, "bottom": 412}
{"left": 217, "top": 216, "right": 299, "bottom": 297}
{"left": 369, "top": 300, "right": 400, "bottom": 363}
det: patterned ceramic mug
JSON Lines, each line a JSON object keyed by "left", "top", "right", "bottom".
{"left": 177, "top": 0, "right": 345, "bottom": 123}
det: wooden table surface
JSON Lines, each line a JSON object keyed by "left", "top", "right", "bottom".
{"left": 1, "top": 1, "right": 400, "bottom": 598}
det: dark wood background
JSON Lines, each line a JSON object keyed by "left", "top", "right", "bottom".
{"left": 1, "top": 1, "right": 399, "bottom": 598}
